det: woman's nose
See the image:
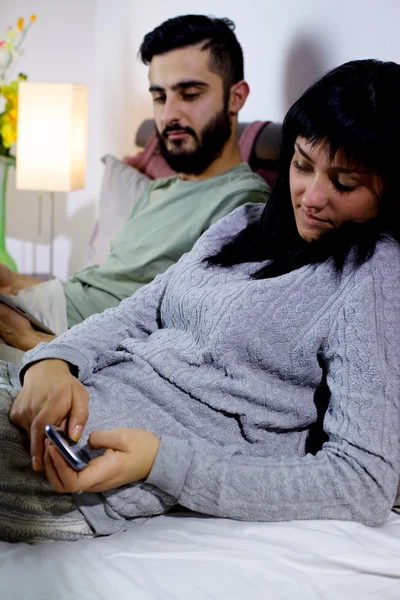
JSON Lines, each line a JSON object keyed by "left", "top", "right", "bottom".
{"left": 301, "top": 177, "right": 329, "bottom": 213}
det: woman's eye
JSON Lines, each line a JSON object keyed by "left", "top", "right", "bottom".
{"left": 334, "top": 181, "right": 357, "bottom": 194}
{"left": 293, "top": 160, "right": 312, "bottom": 172}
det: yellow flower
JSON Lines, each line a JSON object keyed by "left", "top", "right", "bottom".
{"left": 0, "top": 16, "right": 36, "bottom": 149}
{"left": 0, "top": 122, "right": 16, "bottom": 148}
{"left": 7, "top": 109, "right": 18, "bottom": 124}
{"left": 1, "top": 80, "right": 19, "bottom": 103}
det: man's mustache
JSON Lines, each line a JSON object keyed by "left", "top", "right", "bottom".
{"left": 161, "top": 125, "right": 198, "bottom": 141}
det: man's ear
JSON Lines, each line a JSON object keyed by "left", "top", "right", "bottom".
{"left": 228, "top": 80, "right": 250, "bottom": 115}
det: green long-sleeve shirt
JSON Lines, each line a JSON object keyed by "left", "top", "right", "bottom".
{"left": 65, "top": 163, "right": 269, "bottom": 326}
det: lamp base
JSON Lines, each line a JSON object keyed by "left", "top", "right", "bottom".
{"left": 0, "top": 155, "right": 18, "bottom": 272}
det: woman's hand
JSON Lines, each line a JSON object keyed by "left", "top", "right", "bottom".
{"left": 10, "top": 359, "right": 89, "bottom": 471}
{"left": 43, "top": 428, "right": 161, "bottom": 494}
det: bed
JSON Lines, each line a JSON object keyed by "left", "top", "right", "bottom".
{"left": 1, "top": 121, "right": 400, "bottom": 599}
{"left": 2, "top": 512, "right": 400, "bottom": 598}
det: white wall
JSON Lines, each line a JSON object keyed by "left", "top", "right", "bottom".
{"left": 97, "top": 0, "right": 400, "bottom": 158}
{"left": 3, "top": 0, "right": 400, "bottom": 279}
{"left": 2, "top": 0, "right": 98, "bottom": 280}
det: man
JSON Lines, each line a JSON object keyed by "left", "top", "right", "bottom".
{"left": 0, "top": 14, "right": 269, "bottom": 353}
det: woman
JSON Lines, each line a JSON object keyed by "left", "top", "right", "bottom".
{"left": 2, "top": 58, "right": 400, "bottom": 543}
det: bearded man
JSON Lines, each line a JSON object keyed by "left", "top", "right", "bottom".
{"left": 0, "top": 15, "right": 269, "bottom": 352}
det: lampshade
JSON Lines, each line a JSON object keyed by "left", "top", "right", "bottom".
{"left": 16, "top": 82, "right": 88, "bottom": 192}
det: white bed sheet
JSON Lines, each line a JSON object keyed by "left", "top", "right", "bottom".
{"left": 1, "top": 512, "right": 400, "bottom": 600}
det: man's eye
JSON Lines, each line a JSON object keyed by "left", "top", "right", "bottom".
{"left": 182, "top": 93, "right": 200, "bottom": 100}
{"left": 153, "top": 96, "right": 166, "bottom": 104}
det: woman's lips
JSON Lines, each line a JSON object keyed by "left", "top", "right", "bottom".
{"left": 302, "top": 209, "right": 328, "bottom": 225}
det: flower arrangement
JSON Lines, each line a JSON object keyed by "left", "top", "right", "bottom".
{"left": 0, "top": 14, "right": 36, "bottom": 157}
{"left": 0, "top": 15, "right": 36, "bottom": 271}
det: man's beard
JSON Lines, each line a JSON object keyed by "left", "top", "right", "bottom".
{"left": 156, "top": 106, "right": 232, "bottom": 175}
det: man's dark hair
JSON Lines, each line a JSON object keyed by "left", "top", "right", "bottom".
{"left": 139, "top": 15, "right": 244, "bottom": 93}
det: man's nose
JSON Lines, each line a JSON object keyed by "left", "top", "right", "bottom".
{"left": 301, "top": 177, "right": 329, "bottom": 213}
{"left": 161, "top": 96, "right": 182, "bottom": 126}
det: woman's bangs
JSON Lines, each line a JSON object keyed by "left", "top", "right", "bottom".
{"left": 288, "top": 107, "right": 382, "bottom": 174}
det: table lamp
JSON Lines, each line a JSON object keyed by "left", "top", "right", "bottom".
{"left": 16, "top": 81, "right": 88, "bottom": 276}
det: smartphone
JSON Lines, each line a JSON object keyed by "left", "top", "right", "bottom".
{"left": 45, "top": 424, "right": 89, "bottom": 471}
{"left": 0, "top": 291, "right": 55, "bottom": 335}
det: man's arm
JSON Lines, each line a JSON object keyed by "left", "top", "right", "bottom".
{"left": 0, "top": 263, "right": 43, "bottom": 295}
{"left": 20, "top": 262, "right": 176, "bottom": 383}
{"left": 0, "top": 264, "right": 54, "bottom": 350}
{"left": 0, "top": 303, "right": 55, "bottom": 350}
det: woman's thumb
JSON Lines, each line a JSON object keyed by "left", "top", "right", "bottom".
{"left": 88, "top": 429, "right": 127, "bottom": 451}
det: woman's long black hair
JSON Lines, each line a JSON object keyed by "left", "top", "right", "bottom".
{"left": 207, "top": 59, "right": 400, "bottom": 278}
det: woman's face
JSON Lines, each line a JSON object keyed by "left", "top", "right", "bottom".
{"left": 290, "top": 137, "right": 382, "bottom": 242}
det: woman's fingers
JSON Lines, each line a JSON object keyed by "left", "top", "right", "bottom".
{"left": 46, "top": 444, "right": 119, "bottom": 494}
{"left": 73, "top": 451, "right": 122, "bottom": 493}
{"left": 9, "top": 359, "right": 90, "bottom": 473}
{"left": 68, "top": 385, "right": 90, "bottom": 442}
{"left": 9, "top": 390, "right": 33, "bottom": 432}
{"left": 90, "top": 428, "right": 160, "bottom": 484}
{"left": 88, "top": 428, "right": 130, "bottom": 451}
{"left": 44, "top": 429, "right": 160, "bottom": 495}
{"left": 43, "top": 443, "right": 65, "bottom": 492}
{"left": 30, "top": 395, "right": 71, "bottom": 471}
{"left": 30, "top": 381, "right": 89, "bottom": 471}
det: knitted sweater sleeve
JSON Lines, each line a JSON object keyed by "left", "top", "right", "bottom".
{"left": 19, "top": 266, "right": 174, "bottom": 383}
{"left": 147, "top": 248, "right": 400, "bottom": 526}
{"left": 19, "top": 204, "right": 256, "bottom": 383}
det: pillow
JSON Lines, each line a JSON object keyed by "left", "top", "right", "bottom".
{"left": 85, "top": 155, "right": 151, "bottom": 266}
{"left": 123, "top": 132, "right": 176, "bottom": 179}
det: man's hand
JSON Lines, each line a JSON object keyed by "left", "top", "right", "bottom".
{"left": 0, "top": 303, "right": 55, "bottom": 350}
{"left": 44, "top": 428, "right": 160, "bottom": 494}
{"left": 0, "top": 263, "right": 54, "bottom": 350}
{"left": 0, "top": 264, "right": 14, "bottom": 295}
{"left": 0, "top": 263, "right": 42, "bottom": 295}
{"left": 10, "top": 359, "right": 89, "bottom": 471}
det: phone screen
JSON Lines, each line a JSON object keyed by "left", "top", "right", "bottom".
{"left": 45, "top": 424, "right": 89, "bottom": 471}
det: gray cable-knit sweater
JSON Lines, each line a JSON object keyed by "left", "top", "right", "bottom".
{"left": 21, "top": 204, "right": 400, "bottom": 536}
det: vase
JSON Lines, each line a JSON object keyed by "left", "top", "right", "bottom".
{"left": 0, "top": 155, "right": 18, "bottom": 272}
